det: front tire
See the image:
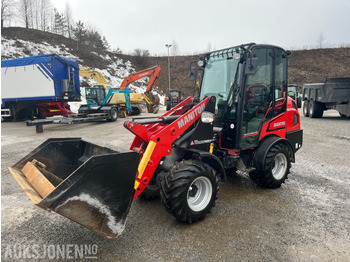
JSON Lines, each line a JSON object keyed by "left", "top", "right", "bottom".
{"left": 250, "top": 143, "right": 291, "bottom": 188}
{"left": 160, "top": 160, "right": 219, "bottom": 223}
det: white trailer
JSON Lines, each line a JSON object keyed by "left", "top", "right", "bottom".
{"left": 1, "top": 54, "right": 81, "bottom": 120}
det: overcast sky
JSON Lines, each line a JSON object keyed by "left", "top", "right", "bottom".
{"left": 54, "top": 0, "right": 350, "bottom": 55}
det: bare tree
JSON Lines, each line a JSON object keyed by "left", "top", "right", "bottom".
{"left": 29, "top": 0, "right": 35, "bottom": 28}
{"left": 18, "top": 0, "right": 32, "bottom": 28}
{"left": 64, "top": 1, "right": 73, "bottom": 38}
{"left": 1, "top": 0, "right": 14, "bottom": 28}
{"left": 317, "top": 32, "right": 325, "bottom": 48}
{"left": 49, "top": 6, "right": 55, "bottom": 32}
{"left": 40, "top": 0, "right": 52, "bottom": 31}
{"left": 133, "top": 48, "right": 150, "bottom": 67}
{"left": 33, "top": 0, "right": 41, "bottom": 29}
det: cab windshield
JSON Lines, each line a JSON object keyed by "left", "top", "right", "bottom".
{"left": 288, "top": 86, "right": 297, "bottom": 93}
{"left": 170, "top": 90, "right": 180, "bottom": 97}
{"left": 199, "top": 48, "right": 241, "bottom": 116}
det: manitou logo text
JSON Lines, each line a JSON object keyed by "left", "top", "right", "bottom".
{"left": 178, "top": 103, "right": 206, "bottom": 129}
{"left": 273, "top": 121, "right": 286, "bottom": 128}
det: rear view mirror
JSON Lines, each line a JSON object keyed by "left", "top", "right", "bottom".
{"left": 245, "top": 57, "right": 258, "bottom": 75}
{"left": 190, "top": 66, "right": 198, "bottom": 81}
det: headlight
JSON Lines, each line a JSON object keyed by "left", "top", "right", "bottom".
{"left": 201, "top": 111, "right": 214, "bottom": 123}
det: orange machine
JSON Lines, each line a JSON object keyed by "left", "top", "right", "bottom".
{"left": 120, "top": 65, "right": 162, "bottom": 113}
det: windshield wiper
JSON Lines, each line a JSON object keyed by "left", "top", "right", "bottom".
{"left": 219, "top": 63, "right": 240, "bottom": 122}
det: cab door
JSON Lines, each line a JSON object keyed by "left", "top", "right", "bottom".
{"left": 240, "top": 47, "right": 288, "bottom": 150}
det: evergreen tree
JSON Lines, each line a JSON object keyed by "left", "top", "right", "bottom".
{"left": 73, "top": 20, "right": 86, "bottom": 44}
{"left": 84, "top": 30, "right": 108, "bottom": 50}
{"left": 53, "top": 8, "right": 64, "bottom": 34}
{"left": 102, "top": 36, "right": 110, "bottom": 51}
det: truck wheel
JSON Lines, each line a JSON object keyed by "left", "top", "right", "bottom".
{"left": 297, "top": 98, "right": 302, "bottom": 108}
{"left": 303, "top": 101, "right": 309, "bottom": 117}
{"left": 160, "top": 160, "right": 219, "bottom": 223}
{"left": 107, "top": 108, "right": 118, "bottom": 122}
{"left": 130, "top": 106, "right": 142, "bottom": 116}
{"left": 166, "top": 101, "right": 171, "bottom": 111}
{"left": 309, "top": 101, "right": 323, "bottom": 118}
{"left": 250, "top": 143, "right": 291, "bottom": 188}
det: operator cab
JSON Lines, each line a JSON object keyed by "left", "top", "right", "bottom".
{"left": 198, "top": 44, "right": 289, "bottom": 151}
{"left": 85, "top": 85, "right": 109, "bottom": 106}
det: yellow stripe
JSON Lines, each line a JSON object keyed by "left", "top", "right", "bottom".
{"left": 134, "top": 180, "right": 140, "bottom": 190}
{"left": 137, "top": 141, "right": 157, "bottom": 179}
{"left": 209, "top": 142, "right": 214, "bottom": 154}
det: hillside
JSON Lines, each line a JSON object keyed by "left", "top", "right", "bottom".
{"left": 288, "top": 47, "right": 350, "bottom": 84}
{"left": 2, "top": 27, "right": 350, "bottom": 97}
{"left": 1, "top": 27, "right": 196, "bottom": 98}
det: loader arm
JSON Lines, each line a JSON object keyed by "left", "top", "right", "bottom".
{"left": 124, "top": 96, "right": 210, "bottom": 200}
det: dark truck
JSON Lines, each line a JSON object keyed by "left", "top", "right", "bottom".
{"left": 302, "top": 78, "right": 350, "bottom": 118}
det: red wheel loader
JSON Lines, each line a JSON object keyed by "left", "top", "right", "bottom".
{"left": 9, "top": 43, "right": 303, "bottom": 239}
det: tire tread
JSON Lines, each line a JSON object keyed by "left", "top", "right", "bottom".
{"left": 160, "top": 159, "right": 219, "bottom": 223}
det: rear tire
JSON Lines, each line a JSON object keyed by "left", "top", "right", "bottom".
{"left": 250, "top": 143, "right": 291, "bottom": 188}
{"left": 139, "top": 175, "right": 160, "bottom": 200}
{"left": 303, "top": 101, "right": 309, "bottom": 117}
{"left": 160, "top": 160, "right": 219, "bottom": 223}
{"left": 166, "top": 101, "right": 171, "bottom": 111}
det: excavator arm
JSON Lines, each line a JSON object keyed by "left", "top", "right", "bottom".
{"left": 79, "top": 66, "right": 110, "bottom": 85}
{"left": 120, "top": 65, "right": 161, "bottom": 91}
{"left": 120, "top": 65, "right": 162, "bottom": 113}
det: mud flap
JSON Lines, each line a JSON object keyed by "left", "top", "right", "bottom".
{"left": 8, "top": 138, "right": 139, "bottom": 239}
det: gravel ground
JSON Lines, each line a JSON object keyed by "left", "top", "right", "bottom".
{"left": 1, "top": 107, "right": 350, "bottom": 261}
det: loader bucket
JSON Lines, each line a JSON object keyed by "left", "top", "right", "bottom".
{"left": 8, "top": 138, "right": 139, "bottom": 239}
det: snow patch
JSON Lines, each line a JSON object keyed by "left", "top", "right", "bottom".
{"left": 58, "top": 193, "right": 126, "bottom": 236}
{"left": 1, "top": 36, "right": 81, "bottom": 61}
